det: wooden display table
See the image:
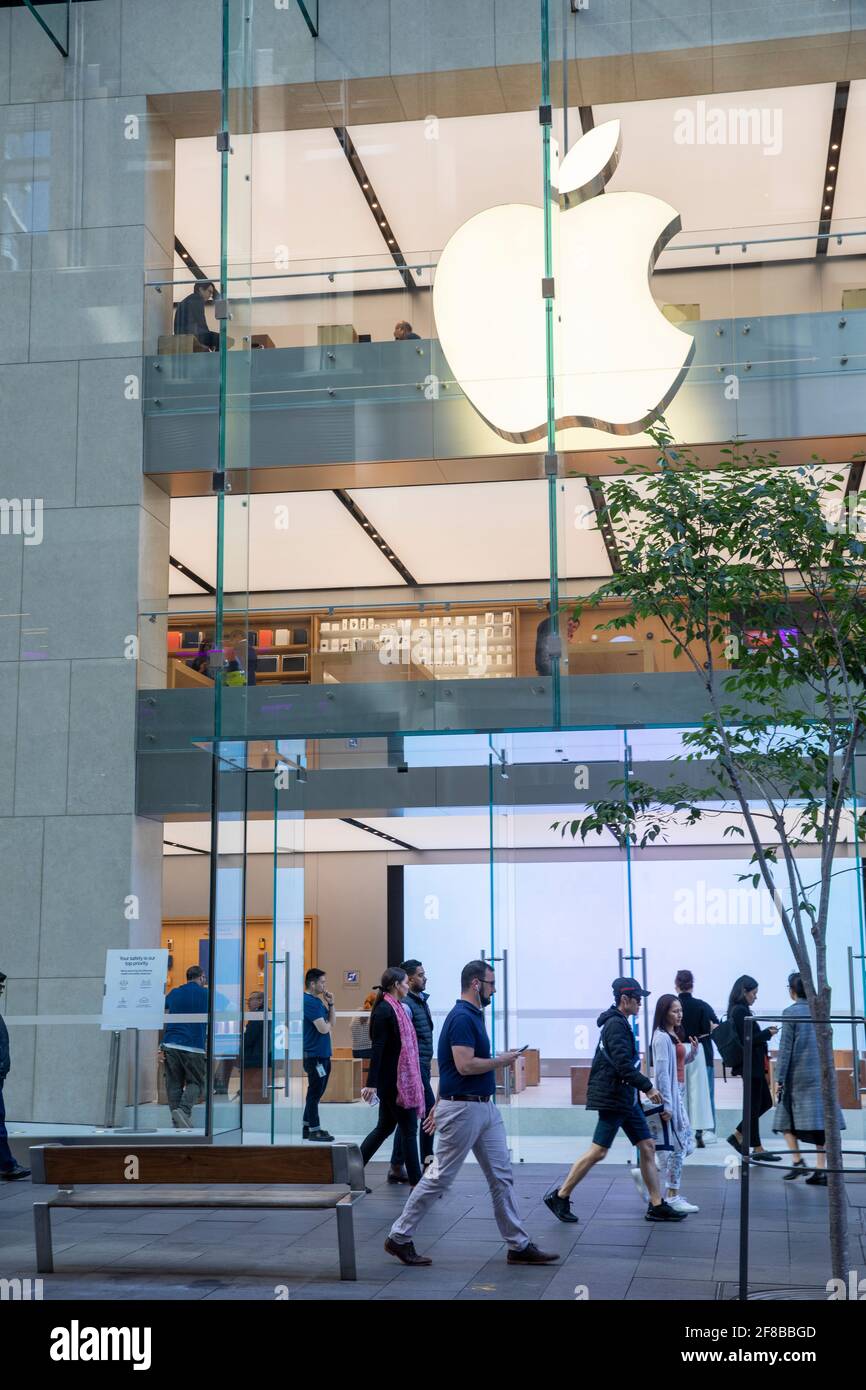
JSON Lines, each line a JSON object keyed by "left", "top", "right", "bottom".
{"left": 523, "top": 1049, "right": 541, "bottom": 1086}
{"left": 322, "top": 1058, "right": 363, "bottom": 1103}
{"left": 570, "top": 1063, "right": 592, "bottom": 1104}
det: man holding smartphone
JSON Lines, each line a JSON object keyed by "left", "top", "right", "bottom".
{"left": 302, "top": 968, "right": 335, "bottom": 1142}
{"left": 384, "top": 959, "right": 558, "bottom": 1268}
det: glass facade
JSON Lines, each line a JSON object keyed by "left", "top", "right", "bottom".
{"left": 2, "top": 0, "right": 866, "bottom": 1177}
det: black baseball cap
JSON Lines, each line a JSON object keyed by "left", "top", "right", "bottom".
{"left": 613, "top": 976, "right": 650, "bottom": 1000}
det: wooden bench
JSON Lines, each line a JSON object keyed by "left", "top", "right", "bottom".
{"left": 30, "top": 1143, "right": 365, "bottom": 1280}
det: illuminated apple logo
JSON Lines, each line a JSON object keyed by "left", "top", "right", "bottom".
{"left": 433, "top": 120, "right": 694, "bottom": 442}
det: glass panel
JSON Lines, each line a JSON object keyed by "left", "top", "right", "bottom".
{"left": 22, "top": 1, "right": 70, "bottom": 58}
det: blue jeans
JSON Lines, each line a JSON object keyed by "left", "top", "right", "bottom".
{"left": 706, "top": 1061, "right": 717, "bottom": 1127}
{"left": 0, "top": 1082, "right": 15, "bottom": 1170}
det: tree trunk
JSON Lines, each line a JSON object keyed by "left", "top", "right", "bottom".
{"left": 812, "top": 1002, "right": 849, "bottom": 1282}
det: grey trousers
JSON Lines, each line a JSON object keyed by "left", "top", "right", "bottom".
{"left": 163, "top": 1047, "right": 207, "bottom": 1118}
{"left": 389, "top": 1099, "right": 530, "bottom": 1251}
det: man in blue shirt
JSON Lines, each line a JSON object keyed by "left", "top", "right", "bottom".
{"left": 303, "top": 968, "right": 335, "bottom": 1142}
{"left": 384, "top": 960, "right": 558, "bottom": 1269}
{"left": 161, "top": 965, "right": 209, "bottom": 1130}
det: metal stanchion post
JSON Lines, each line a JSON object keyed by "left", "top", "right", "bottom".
{"left": 103, "top": 1030, "right": 121, "bottom": 1129}
{"left": 738, "top": 1016, "right": 753, "bottom": 1302}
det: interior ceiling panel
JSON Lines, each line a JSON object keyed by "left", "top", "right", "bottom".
{"left": 163, "top": 808, "right": 803, "bottom": 854}
{"left": 597, "top": 85, "right": 836, "bottom": 269}
{"left": 174, "top": 128, "right": 398, "bottom": 297}
{"left": 829, "top": 78, "right": 866, "bottom": 257}
{"left": 169, "top": 480, "right": 613, "bottom": 594}
{"left": 348, "top": 479, "right": 612, "bottom": 583}
{"left": 168, "top": 493, "right": 402, "bottom": 594}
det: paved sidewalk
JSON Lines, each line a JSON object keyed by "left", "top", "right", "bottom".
{"left": 1, "top": 1161, "right": 864, "bottom": 1301}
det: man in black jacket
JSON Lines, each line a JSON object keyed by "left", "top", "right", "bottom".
{"left": 0, "top": 972, "right": 30, "bottom": 1181}
{"left": 388, "top": 960, "right": 436, "bottom": 1181}
{"left": 544, "top": 978, "right": 686, "bottom": 1224}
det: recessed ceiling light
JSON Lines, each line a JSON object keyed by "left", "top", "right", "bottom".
{"left": 829, "top": 165, "right": 837, "bottom": 171}
{"left": 826, "top": 185, "right": 833, "bottom": 192}
{"left": 832, "top": 143, "right": 839, "bottom": 150}
{"left": 380, "top": 221, "right": 386, "bottom": 227}
{"left": 362, "top": 182, "right": 369, "bottom": 189}
{"left": 825, "top": 203, "right": 831, "bottom": 210}
{"left": 371, "top": 201, "right": 378, "bottom": 208}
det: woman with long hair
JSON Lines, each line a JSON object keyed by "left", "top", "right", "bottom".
{"left": 360, "top": 968, "right": 425, "bottom": 1185}
{"left": 726, "top": 975, "right": 781, "bottom": 1161}
{"left": 649, "top": 994, "right": 700, "bottom": 1213}
{"left": 773, "top": 972, "right": 845, "bottom": 1185}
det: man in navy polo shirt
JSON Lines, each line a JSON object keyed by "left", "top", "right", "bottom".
{"left": 384, "top": 959, "right": 558, "bottom": 1268}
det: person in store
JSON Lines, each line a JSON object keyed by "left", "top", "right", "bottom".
{"left": 726, "top": 974, "right": 781, "bottom": 1161}
{"left": 161, "top": 965, "right": 209, "bottom": 1129}
{"left": 773, "top": 972, "right": 844, "bottom": 1185}
{"left": 393, "top": 320, "right": 420, "bottom": 340}
{"left": 302, "top": 968, "right": 335, "bottom": 1142}
{"left": 388, "top": 960, "right": 436, "bottom": 1183}
{"left": 675, "top": 968, "right": 719, "bottom": 1146}
{"left": 173, "top": 278, "right": 220, "bottom": 349}
{"left": 534, "top": 603, "right": 558, "bottom": 676}
{"left": 648, "top": 994, "right": 700, "bottom": 1214}
{"left": 384, "top": 960, "right": 559, "bottom": 1268}
{"left": 187, "top": 639, "right": 211, "bottom": 676}
{"left": 0, "top": 972, "right": 30, "bottom": 1180}
{"left": 350, "top": 990, "right": 378, "bottom": 1061}
{"left": 360, "top": 967, "right": 425, "bottom": 1187}
{"left": 543, "top": 978, "right": 687, "bottom": 1225}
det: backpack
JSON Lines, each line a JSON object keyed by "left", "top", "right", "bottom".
{"left": 712, "top": 1015, "right": 743, "bottom": 1068}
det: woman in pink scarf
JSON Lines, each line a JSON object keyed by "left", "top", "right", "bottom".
{"left": 360, "top": 967, "right": 426, "bottom": 1185}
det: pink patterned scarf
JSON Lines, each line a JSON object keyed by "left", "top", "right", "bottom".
{"left": 384, "top": 993, "right": 425, "bottom": 1117}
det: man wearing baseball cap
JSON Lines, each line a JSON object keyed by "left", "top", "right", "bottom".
{"left": 544, "top": 978, "right": 686, "bottom": 1224}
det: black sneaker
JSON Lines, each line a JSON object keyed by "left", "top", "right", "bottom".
{"left": 302, "top": 1123, "right": 310, "bottom": 1140}
{"left": 751, "top": 1150, "right": 782, "bottom": 1163}
{"left": 645, "top": 1199, "right": 687, "bottom": 1222}
{"left": 805, "top": 1171, "right": 827, "bottom": 1186}
{"left": 308, "top": 1127, "right": 334, "bottom": 1142}
{"left": 543, "top": 1184, "right": 578, "bottom": 1224}
{"left": 783, "top": 1160, "right": 807, "bottom": 1180}
{"left": 0, "top": 1164, "right": 30, "bottom": 1182}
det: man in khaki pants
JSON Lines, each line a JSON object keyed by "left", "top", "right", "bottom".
{"left": 384, "top": 959, "right": 558, "bottom": 1269}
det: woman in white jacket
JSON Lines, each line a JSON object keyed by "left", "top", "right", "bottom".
{"left": 650, "top": 994, "right": 700, "bottom": 1214}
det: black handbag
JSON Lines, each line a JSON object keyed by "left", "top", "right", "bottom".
{"left": 712, "top": 1015, "right": 743, "bottom": 1069}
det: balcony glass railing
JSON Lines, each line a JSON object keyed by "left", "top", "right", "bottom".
{"left": 142, "top": 222, "right": 866, "bottom": 466}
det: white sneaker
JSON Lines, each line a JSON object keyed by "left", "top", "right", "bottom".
{"left": 666, "top": 1194, "right": 699, "bottom": 1213}
{"left": 628, "top": 1162, "right": 649, "bottom": 1202}
{"left": 701, "top": 1132, "right": 719, "bottom": 1146}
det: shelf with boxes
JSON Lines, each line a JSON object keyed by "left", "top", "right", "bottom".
{"left": 166, "top": 617, "right": 312, "bottom": 686}
{"left": 313, "top": 607, "right": 518, "bottom": 681}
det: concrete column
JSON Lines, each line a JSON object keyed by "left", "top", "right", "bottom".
{"left": 0, "top": 0, "right": 173, "bottom": 1124}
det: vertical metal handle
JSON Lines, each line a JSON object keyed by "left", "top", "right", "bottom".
{"left": 641, "top": 947, "right": 649, "bottom": 1071}
{"left": 262, "top": 951, "right": 271, "bottom": 1098}
{"left": 848, "top": 947, "right": 862, "bottom": 1107}
{"left": 502, "top": 947, "right": 510, "bottom": 1052}
{"left": 284, "top": 953, "right": 291, "bottom": 1098}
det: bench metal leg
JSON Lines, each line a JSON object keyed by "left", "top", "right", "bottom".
{"left": 335, "top": 1201, "right": 357, "bottom": 1281}
{"left": 34, "top": 1203, "right": 53, "bottom": 1274}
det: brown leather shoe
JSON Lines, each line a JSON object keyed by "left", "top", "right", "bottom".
{"left": 507, "top": 1242, "right": 560, "bottom": 1265}
{"left": 384, "top": 1236, "right": 433, "bottom": 1266}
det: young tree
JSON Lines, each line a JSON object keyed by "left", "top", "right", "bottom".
{"left": 557, "top": 428, "right": 865, "bottom": 1280}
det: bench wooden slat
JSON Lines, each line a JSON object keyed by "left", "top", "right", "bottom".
{"left": 50, "top": 1185, "right": 354, "bottom": 1209}
{"left": 32, "top": 1144, "right": 352, "bottom": 1187}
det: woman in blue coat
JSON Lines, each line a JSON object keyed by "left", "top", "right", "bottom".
{"left": 773, "top": 972, "right": 845, "bottom": 1185}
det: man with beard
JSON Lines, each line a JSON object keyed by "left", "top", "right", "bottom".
{"left": 383, "top": 959, "right": 558, "bottom": 1268}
